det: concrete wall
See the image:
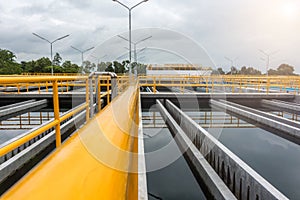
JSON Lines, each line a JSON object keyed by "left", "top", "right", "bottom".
{"left": 157, "top": 100, "right": 236, "bottom": 200}
{"left": 211, "top": 100, "right": 300, "bottom": 144}
{"left": 164, "top": 99, "right": 288, "bottom": 200}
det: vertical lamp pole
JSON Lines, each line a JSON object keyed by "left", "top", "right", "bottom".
{"left": 32, "top": 33, "right": 69, "bottom": 75}
{"left": 259, "top": 49, "right": 279, "bottom": 77}
{"left": 112, "top": 0, "right": 149, "bottom": 75}
{"left": 71, "top": 46, "right": 95, "bottom": 71}
{"left": 225, "top": 57, "right": 234, "bottom": 75}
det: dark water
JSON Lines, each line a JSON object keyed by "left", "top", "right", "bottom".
{"left": 209, "top": 127, "right": 300, "bottom": 200}
{"left": 185, "top": 110, "right": 300, "bottom": 199}
{"left": 143, "top": 111, "right": 206, "bottom": 200}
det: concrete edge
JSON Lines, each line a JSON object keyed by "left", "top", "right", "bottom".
{"left": 0, "top": 99, "right": 47, "bottom": 118}
{"left": 0, "top": 100, "right": 36, "bottom": 111}
{"left": 156, "top": 100, "right": 236, "bottom": 200}
{"left": 211, "top": 100, "right": 300, "bottom": 143}
{"left": 167, "top": 99, "right": 288, "bottom": 200}
{"left": 219, "top": 99, "right": 300, "bottom": 128}
{"left": 262, "top": 99, "right": 300, "bottom": 113}
{"left": 138, "top": 94, "right": 148, "bottom": 200}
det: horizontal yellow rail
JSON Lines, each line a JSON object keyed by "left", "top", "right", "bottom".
{"left": 0, "top": 120, "right": 59, "bottom": 157}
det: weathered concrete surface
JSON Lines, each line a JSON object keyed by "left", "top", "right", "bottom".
{"left": 0, "top": 99, "right": 47, "bottom": 118}
{"left": 210, "top": 100, "right": 300, "bottom": 144}
{"left": 262, "top": 99, "right": 300, "bottom": 114}
{"left": 156, "top": 100, "right": 236, "bottom": 200}
{"left": 220, "top": 100, "right": 300, "bottom": 129}
{"left": 165, "top": 99, "right": 288, "bottom": 200}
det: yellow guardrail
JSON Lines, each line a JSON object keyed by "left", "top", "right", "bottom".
{"left": 0, "top": 76, "right": 91, "bottom": 157}
{"left": 0, "top": 76, "right": 113, "bottom": 158}
{"left": 138, "top": 75, "right": 300, "bottom": 94}
{"left": 0, "top": 75, "right": 113, "bottom": 94}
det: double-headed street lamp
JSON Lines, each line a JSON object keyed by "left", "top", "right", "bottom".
{"left": 118, "top": 35, "right": 152, "bottom": 62}
{"left": 71, "top": 46, "right": 95, "bottom": 67}
{"left": 112, "top": 0, "right": 149, "bottom": 67}
{"left": 32, "top": 33, "right": 70, "bottom": 75}
{"left": 259, "top": 49, "right": 279, "bottom": 76}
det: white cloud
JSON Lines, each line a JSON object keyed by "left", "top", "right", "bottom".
{"left": 0, "top": 0, "right": 299, "bottom": 72}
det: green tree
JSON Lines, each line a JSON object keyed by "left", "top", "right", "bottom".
{"left": 97, "top": 62, "right": 107, "bottom": 71}
{"left": 132, "top": 62, "right": 147, "bottom": 75}
{"left": 53, "top": 52, "right": 62, "bottom": 66}
{"left": 33, "top": 57, "right": 52, "bottom": 72}
{"left": 82, "top": 60, "right": 96, "bottom": 73}
{"left": 105, "top": 62, "right": 114, "bottom": 72}
{"left": 0, "top": 49, "right": 22, "bottom": 74}
{"left": 277, "top": 64, "right": 294, "bottom": 75}
{"left": 113, "top": 61, "right": 126, "bottom": 74}
{"left": 240, "top": 66, "right": 261, "bottom": 75}
{"left": 62, "top": 61, "right": 80, "bottom": 73}
{"left": 268, "top": 64, "right": 295, "bottom": 76}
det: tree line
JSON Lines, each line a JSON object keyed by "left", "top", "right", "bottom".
{"left": 211, "top": 64, "right": 297, "bottom": 76}
{"left": 0, "top": 48, "right": 147, "bottom": 74}
{"left": 0, "top": 48, "right": 296, "bottom": 75}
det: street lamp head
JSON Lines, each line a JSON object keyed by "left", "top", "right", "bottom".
{"left": 112, "top": 0, "right": 117, "bottom": 1}
{"left": 144, "top": 0, "right": 149, "bottom": 2}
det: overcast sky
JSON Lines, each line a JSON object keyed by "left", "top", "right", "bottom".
{"left": 0, "top": 0, "right": 299, "bottom": 73}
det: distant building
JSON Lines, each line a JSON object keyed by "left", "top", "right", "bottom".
{"left": 146, "top": 64, "right": 212, "bottom": 76}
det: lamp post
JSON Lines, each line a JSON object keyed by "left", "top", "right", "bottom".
{"left": 32, "top": 33, "right": 69, "bottom": 75}
{"left": 71, "top": 46, "right": 95, "bottom": 66}
{"left": 225, "top": 57, "right": 234, "bottom": 75}
{"left": 259, "top": 49, "right": 279, "bottom": 76}
{"left": 112, "top": 0, "right": 149, "bottom": 73}
{"left": 124, "top": 46, "right": 147, "bottom": 63}
{"left": 118, "top": 35, "right": 151, "bottom": 62}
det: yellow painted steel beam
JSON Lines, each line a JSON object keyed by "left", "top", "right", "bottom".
{"left": 1, "top": 85, "right": 139, "bottom": 200}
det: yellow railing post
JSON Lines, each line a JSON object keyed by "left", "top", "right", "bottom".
{"left": 153, "top": 77, "right": 157, "bottom": 93}
{"left": 52, "top": 80, "right": 61, "bottom": 147}
{"left": 46, "top": 81, "right": 48, "bottom": 92}
{"left": 107, "top": 77, "right": 110, "bottom": 104}
{"left": 86, "top": 79, "right": 90, "bottom": 122}
{"left": 98, "top": 78, "right": 101, "bottom": 112}
{"left": 267, "top": 78, "right": 270, "bottom": 94}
